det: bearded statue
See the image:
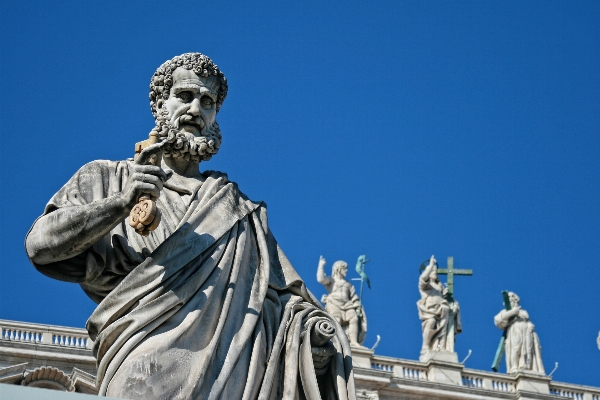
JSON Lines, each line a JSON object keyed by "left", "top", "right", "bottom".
{"left": 25, "top": 53, "right": 356, "bottom": 400}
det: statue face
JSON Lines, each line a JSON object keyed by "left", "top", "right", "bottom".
{"left": 161, "top": 67, "right": 219, "bottom": 137}
{"left": 509, "top": 293, "right": 520, "bottom": 307}
{"left": 340, "top": 264, "right": 348, "bottom": 277}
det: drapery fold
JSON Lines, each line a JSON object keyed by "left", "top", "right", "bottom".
{"left": 28, "top": 160, "right": 355, "bottom": 399}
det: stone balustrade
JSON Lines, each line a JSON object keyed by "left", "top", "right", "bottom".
{"left": 549, "top": 381, "right": 600, "bottom": 400}
{"left": 0, "top": 319, "right": 97, "bottom": 383}
{"left": 370, "top": 354, "right": 428, "bottom": 381}
{"left": 354, "top": 350, "right": 600, "bottom": 400}
{"left": 1, "top": 319, "right": 600, "bottom": 399}
{"left": 461, "top": 368, "right": 517, "bottom": 393}
{"left": 0, "top": 319, "right": 92, "bottom": 350}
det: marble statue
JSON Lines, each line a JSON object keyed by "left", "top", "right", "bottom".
{"left": 494, "top": 292, "right": 545, "bottom": 374}
{"left": 25, "top": 53, "right": 356, "bottom": 400}
{"left": 317, "top": 256, "right": 367, "bottom": 347}
{"left": 417, "top": 255, "right": 462, "bottom": 361}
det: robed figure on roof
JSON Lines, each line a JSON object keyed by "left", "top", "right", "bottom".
{"left": 494, "top": 292, "right": 545, "bottom": 374}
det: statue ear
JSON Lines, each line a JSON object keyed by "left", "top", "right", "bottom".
{"left": 156, "top": 99, "right": 164, "bottom": 110}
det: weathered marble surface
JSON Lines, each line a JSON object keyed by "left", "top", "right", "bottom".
{"left": 494, "top": 292, "right": 545, "bottom": 374}
{"left": 416, "top": 256, "right": 462, "bottom": 361}
{"left": 25, "top": 53, "right": 356, "bottom": 399}
{"left": 317, "top": 256, "right": 367, "bottom": 347}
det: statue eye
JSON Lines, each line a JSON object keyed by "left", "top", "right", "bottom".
{"left": 201, "top": 96, "right": 214, "bottom": 108}
{"left": 178, "top": 91, "right": 192, "bottom": 102}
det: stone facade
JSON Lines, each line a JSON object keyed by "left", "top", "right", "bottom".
{"left": 0, "top": 319, "right": 96, "bottom": 394}
{"left": 2, "top": 318, "right": 599, "bottom": 399}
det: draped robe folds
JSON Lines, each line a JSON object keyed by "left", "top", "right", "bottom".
{"left": 494, "top": 310, "right": 544, "bottom": 374}
{"left": 27, "top": 160, "right": 356, "bottom": 400}
{"left": 416, "top": 275, "right": 462, "bottom": 352}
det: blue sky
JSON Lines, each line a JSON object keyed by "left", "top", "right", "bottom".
{"left": 1, "top": 0, "right": 599, "bottom": 387}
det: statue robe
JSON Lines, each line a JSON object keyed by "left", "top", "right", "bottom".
{"left": 27, "top": 160, "right": 356, "bottom": 400}
{"left": 494, "top": 309, "right": 544, "bottom": 374}
{"left": 416, "top": 274, "right": 461, "bottom": 353}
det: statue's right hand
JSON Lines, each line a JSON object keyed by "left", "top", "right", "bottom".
{"left": 319, "top": 255, "right": 326, "bottom": 268}
{"left": 122, "top": 164, "right": 169, "bottom": 208}
{"left": 121, "top": 140, "right": 171, "bottom": 208}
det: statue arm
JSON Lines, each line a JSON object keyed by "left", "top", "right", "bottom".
{"left": 316, "top": 255, "right": 333, "bottom": 287}
{"left": 419, "top": 255, "right": 436, "bottom": 287}
{"left": 494, "top": 307, "right": 520, "bottom": 330}
{"left": 27, "top": 145, "right": 168, "bottom": 266}
{"left": 26, "top": 195, "right": 131, "bottom": 265}
{"left": 349, "top": 283, "right": 360, "bottom": 305}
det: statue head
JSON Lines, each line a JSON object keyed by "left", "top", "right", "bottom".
{"left": 148, "top": 53, "right": 228, "bottom": 162}
{"left": 508, "top": 291, "right": 520, "bottom": 307}
{"left": 332, "top": 260, "right": 348, "bottom": 280}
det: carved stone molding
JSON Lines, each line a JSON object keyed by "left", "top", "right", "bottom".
{"left": 0, "top": 362, "right": 28, "bottom": 384}
{"left": 70, "top": 367, "right": 98, "bottom": 394}
{"left": 21, "top": 366, "right": 75, "bottom": 392}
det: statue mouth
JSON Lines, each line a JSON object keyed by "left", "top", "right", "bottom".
{"left": 180, "top": 124, "right": 201, "bottom": 135}
{"left": 178, "top": 115, "right": 205, "bottom": 130}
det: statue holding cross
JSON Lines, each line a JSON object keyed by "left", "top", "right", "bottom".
{"left": 417, "top": 255, "right": 472, "bottom": 361}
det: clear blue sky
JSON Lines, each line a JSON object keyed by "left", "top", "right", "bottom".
{"left": 1, "top": 0, "right": 599, "bottom": 387}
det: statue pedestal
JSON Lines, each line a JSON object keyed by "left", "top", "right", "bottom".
{"left": 419, "top": 350, "right": 458, "bottom": 363}
{"left": 350, "top": 345, "right": 374, "bottom": 368}
{"left": 515, "top": 371, "right": 551, "bottom": 396}
{"left": 421, "top": 351, "right": 463, "bottom": 385}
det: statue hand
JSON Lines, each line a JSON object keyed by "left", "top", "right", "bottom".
{"left": 430, "top": 255, "right": 436, "bottom": 266}
{"left": 311, "top": 341, "right": 335, "bottom": 375}
{"left": 508, "top": 306, "right": 521, "bottom": 317}
{"left": 318, "top": 255, "right": 326, "bottom": 268}
{"left": 123, "top": 142, "right": 170, "bottom": 208}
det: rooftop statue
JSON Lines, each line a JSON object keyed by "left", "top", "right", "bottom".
{"left": 25, "top": 53, "right": 356, "bottom": 399}
{"left": 417, "top": 255, "right": 462, "bottom": 361}
{"left": 316, "top": 256, "right": 367, "bottom": 347}
{"left": 494, "top": 292, "right": 545, "bottom": 374}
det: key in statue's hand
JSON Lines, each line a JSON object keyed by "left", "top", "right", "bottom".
{"left": 126, "top": 139, "right": 170, "bottom": 236}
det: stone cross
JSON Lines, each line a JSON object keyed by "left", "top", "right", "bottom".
{"left": 437, "top": 256, "right": 472, "bottom": 352}
{"left": 437, "top": 256, "right": 472, "bottom": 301}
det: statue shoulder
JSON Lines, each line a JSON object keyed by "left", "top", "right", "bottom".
{"left": 67, "top": 159, "right": 130, "bottom": 185}
{"left": 202, "top": 169, "right": 229, "bottom": 182}
{"left": 202, "top": 170, "right": 266, "bottom": 208}
{"left": 46, "top": 159, "right": 130, "bottom": 209}
{"left": 342, "top": 279, "right": 354, "bottom": 288}
{"left": 75, "top": 159, "right": 131, "bottom": 176}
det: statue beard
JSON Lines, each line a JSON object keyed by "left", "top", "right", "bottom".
{"left": 158, "top": 114, "right": 222, "bottom": 163}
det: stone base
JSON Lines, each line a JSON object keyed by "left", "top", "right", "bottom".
{"left": 420, "top": 351, "right": 463, "bottom": 386}
{"left": 515, "top": 370, "right": 551, "bottom": 394}
{"left": 419, "top": 350, "right": 458, "bottom": 363}
{"left": 351, "top": 345, "right": 375, "bottom": 368}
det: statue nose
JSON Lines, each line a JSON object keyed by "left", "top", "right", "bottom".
{"left": 188, "top": 98, "right": 201, "bottom": 115}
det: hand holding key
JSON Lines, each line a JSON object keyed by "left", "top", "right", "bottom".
{"left": 127, "top": 134, "right": 169, "bottom": 236}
